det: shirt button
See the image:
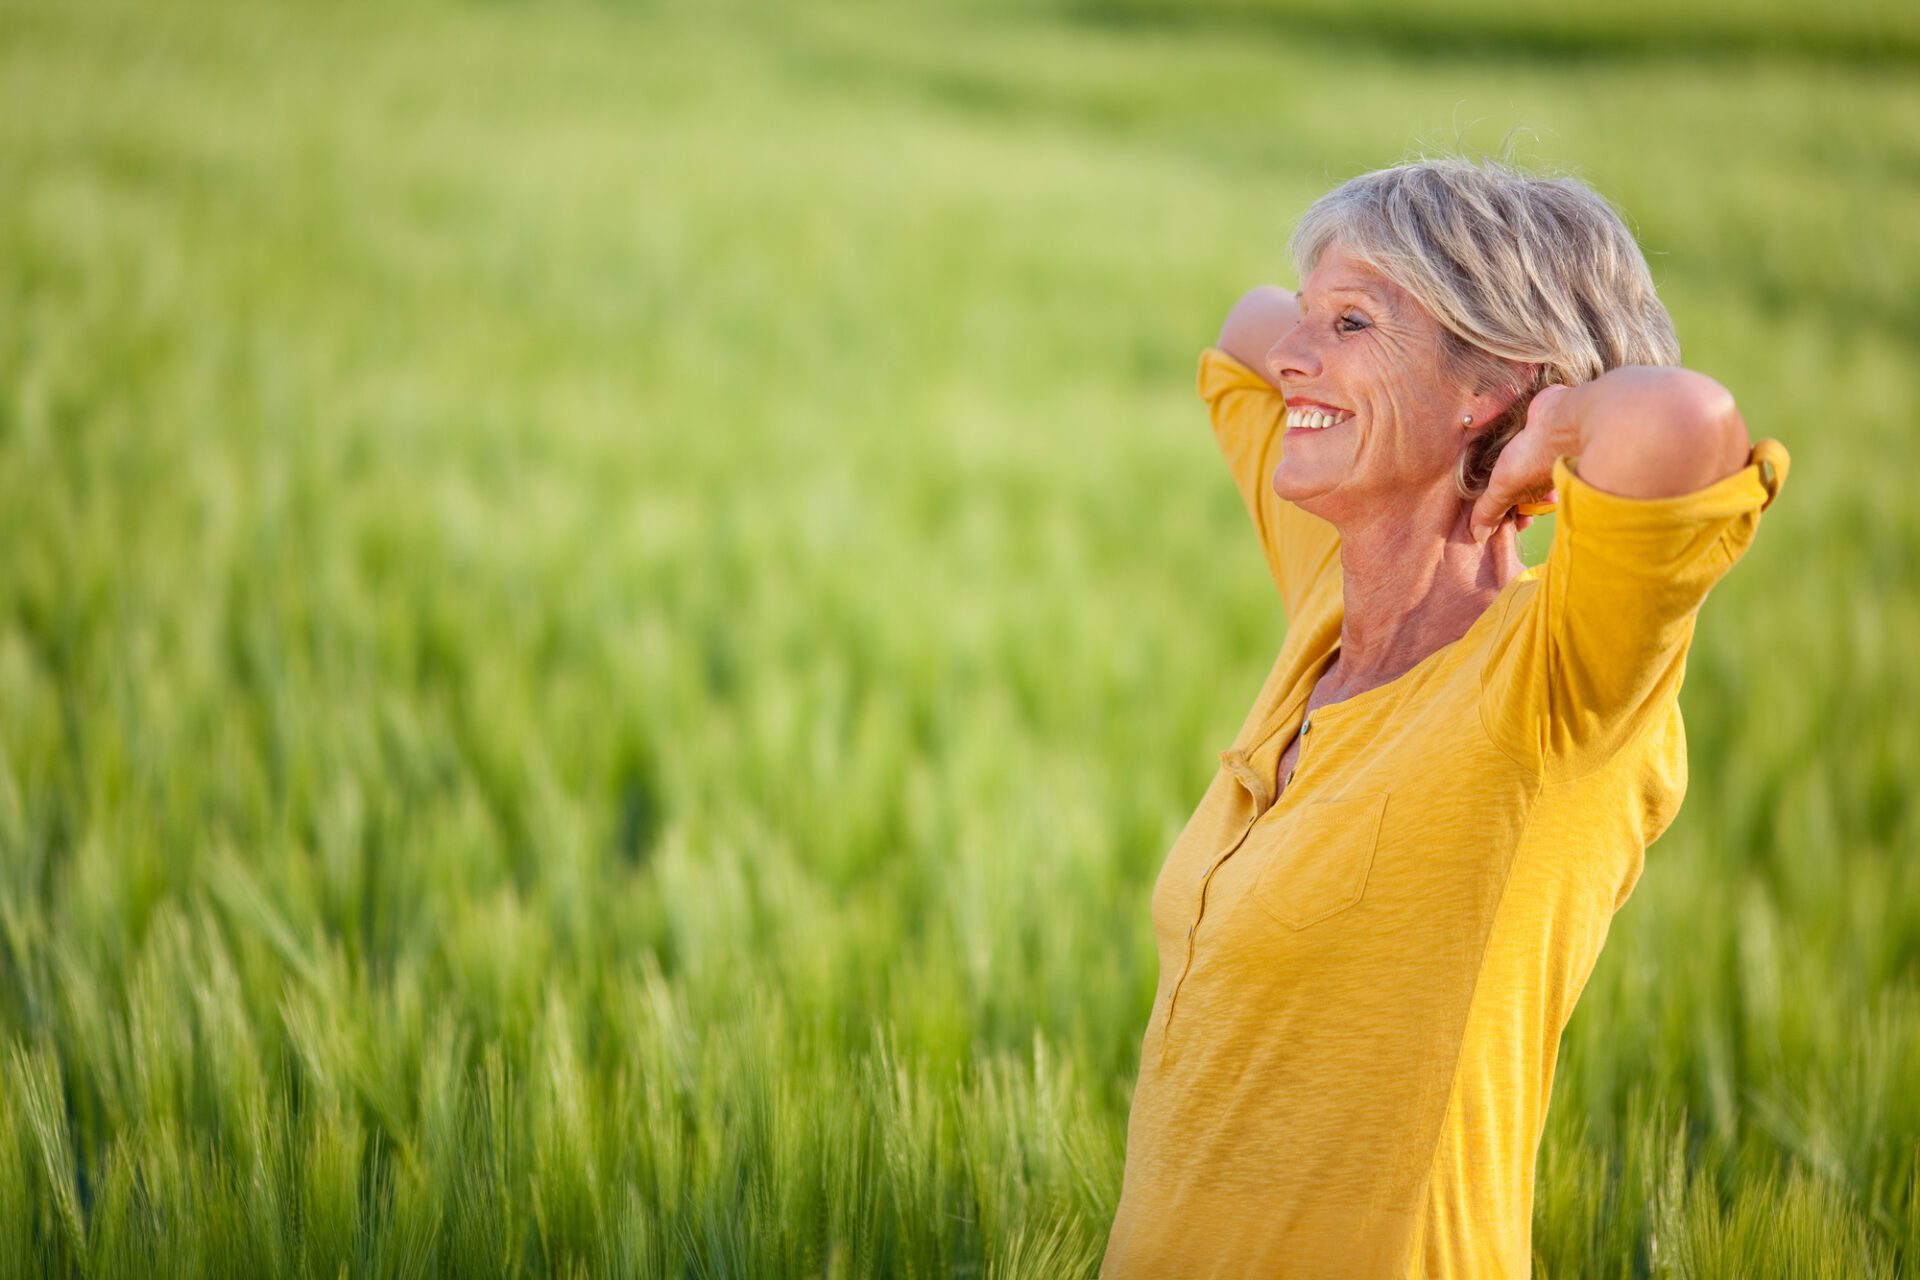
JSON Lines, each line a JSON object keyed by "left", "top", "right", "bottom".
{"left": 1187, "top": 922, "right": 1196, "bottom": 940}
{"left": 1301, "top": 715, "right": 1312, "bottom": 735}
{"left": 1285, "top": 768, "right": 1296, "bottom": 785}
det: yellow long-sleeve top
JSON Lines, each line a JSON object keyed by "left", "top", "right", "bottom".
{"left": 1100, "top": 349, "right": 1790, "bottom": 1279}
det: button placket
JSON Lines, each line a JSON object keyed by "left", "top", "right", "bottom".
{"left": 1282, "top": 711, "right": 1313, "bottom": 790}
{"left": 1163, "top": 786, "right": 1267, "bottom": 1047}
{"left": 1163, "top": 681, "right": 1327, "bottom": 1053}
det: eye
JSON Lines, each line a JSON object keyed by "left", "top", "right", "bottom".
{"left": 1337, "top": 312, "right": 1370, "bottom": 334}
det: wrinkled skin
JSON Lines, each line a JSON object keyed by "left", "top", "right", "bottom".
{"left": 1263, "top": 244, "right": 1540, "bottom": 538}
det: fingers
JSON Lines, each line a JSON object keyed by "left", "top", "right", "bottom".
{"left": 1473, "top": 482, "right": 1559, "bottom": 544}
{"left": 1514, "top": 485, "right": 1559, "bottom": 517}
{"left": 1469, "top": 495, "right": 1506, "bottom": 545}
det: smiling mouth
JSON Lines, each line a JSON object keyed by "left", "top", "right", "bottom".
{"left": 1284, "top": 406, "right": 1353, "bottom": 431}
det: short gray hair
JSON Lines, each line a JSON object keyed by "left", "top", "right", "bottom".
{"left": 1290, "top": 156, "right": 1682, "bottom": 501}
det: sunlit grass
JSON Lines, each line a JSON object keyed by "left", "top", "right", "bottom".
{"left": 1, "top": 0, "right": 1916, "bottom": 1274}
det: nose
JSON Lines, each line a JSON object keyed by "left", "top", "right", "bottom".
{"left": 1266, "top": 317, "right": 1320, "bottom": 386}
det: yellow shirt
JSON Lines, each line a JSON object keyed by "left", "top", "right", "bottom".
{"left": 1100, "top": 349, "right": 1789, "bottom": 1279}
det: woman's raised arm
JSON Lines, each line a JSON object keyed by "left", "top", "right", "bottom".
{"left": 1198, "top": 284, "right": 1342, "bottom": 617}
{"left": 1470, "top": 367, "right": 1753, "bottom": 543}
{"left": 1215, "top": 285, "right": 1300, "bottom": 391}
{"left": 1474, "top": 366, "right": 1787, "bottom": 776}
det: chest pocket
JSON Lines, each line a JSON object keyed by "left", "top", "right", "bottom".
{"left": 1252, "top": 792, "right": 1390, "bottom": 930}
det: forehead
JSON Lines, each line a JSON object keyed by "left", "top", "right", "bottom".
{"left": 1298, "top": 246, "right": 1402, "bottom": 307}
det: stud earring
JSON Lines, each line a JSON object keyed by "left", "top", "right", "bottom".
{"left": 1462, "top": 413, "right": 1474, "bottom": 426}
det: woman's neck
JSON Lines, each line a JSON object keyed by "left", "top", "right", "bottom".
{"left": 1326, "top": 499, "right": 1527, "bottom": 694}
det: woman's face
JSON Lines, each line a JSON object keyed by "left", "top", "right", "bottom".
{"left": 1264, "top": 244, "right": 1484, "bottom": 525}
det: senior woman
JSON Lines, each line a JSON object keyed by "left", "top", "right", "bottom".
{"left": 1100, "top": 157, "right": 1790, "bottom": 1279}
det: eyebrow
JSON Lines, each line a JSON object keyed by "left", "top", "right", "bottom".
{"left": 1302, "top": 280, "right": 1390, "bottom": 307}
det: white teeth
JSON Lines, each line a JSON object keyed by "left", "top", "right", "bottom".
{"left": 1286, "top": 407, "right": 1349, "bottom": 430}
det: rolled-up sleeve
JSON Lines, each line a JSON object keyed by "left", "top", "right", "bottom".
{"left": 1197, "top": 347, "right": 1344, "bottom": 618}
{"left": 1480, "top": 437, "right": 1790, "bottom": 779}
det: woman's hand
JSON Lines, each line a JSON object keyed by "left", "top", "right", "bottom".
{"left": 1469, "top": 384, "right": 1579, "bottom": 545}
{"left": 1469, "top": 367, "right": 1752, "bottom": 545}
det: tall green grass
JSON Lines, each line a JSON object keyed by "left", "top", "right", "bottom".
{"left": 0, "top": 0, "right": 1915, "bottom": 1274}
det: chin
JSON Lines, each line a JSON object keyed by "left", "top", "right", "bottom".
{"left": 1271, "top": 469, "right": 1339, "bottom": 508}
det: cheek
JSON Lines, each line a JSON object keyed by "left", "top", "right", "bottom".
{"left": 1363, "top": 386, "right": 1414, "bottom": 443}
{"left": 1357, "top": 387, "right": 1456, "bottom": 476}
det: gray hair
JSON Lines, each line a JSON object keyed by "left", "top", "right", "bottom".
{"left": 1289, "top": 156, "right": 1682, "bottom": 501}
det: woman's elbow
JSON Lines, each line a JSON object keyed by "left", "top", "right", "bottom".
{"left": 1216, "top": 285, "right": 1299, "bottom": 374}
{"left": 1579, "top": 367, "right": 1753, "bottom": 496}
{"left": 1666, "top": 370, "right": 1752, "bottom": 474}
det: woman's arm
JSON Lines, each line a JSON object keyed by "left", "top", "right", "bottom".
{"left": 1470, "top": 366, "right": 1753, "bottom": 543}
{"left": 1472, "top": 362, "right": 1786, "bottom": 776}
{"left": 1198, "top": 285, "right": 1343, "bottom": 616}
{"left": 1215, "top": 285, "right": 1300, "bottom": 393}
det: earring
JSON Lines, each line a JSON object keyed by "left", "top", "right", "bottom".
{"left": 1462, "top": 413, "right": 1474, "bottom": 426}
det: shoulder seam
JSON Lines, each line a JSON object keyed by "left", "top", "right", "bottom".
{"left": 1540, "top": 618, "right": 1697, "bottom": 790}
{"left": 1477, "top": 584, "right": 1544, "bottom": 781}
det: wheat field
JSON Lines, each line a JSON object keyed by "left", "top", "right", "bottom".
{"left": 1, "top": 0, "right": 1917, "bottom": 1274}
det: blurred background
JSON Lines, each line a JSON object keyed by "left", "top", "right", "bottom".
{"left": 1, "top": 0, "right": 1916, "bottom": 1274}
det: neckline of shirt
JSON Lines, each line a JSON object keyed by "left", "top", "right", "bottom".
{"left": 1243, "top": 564, "right": 1543, "bottom": 757}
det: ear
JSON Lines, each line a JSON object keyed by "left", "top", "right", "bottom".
{"left": 1466, "top": 360, "right": 1542, "bottom": 431}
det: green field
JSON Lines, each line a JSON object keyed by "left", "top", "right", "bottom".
{"left": 2, "top": 0, "right": 1917, "bottom": 1274}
